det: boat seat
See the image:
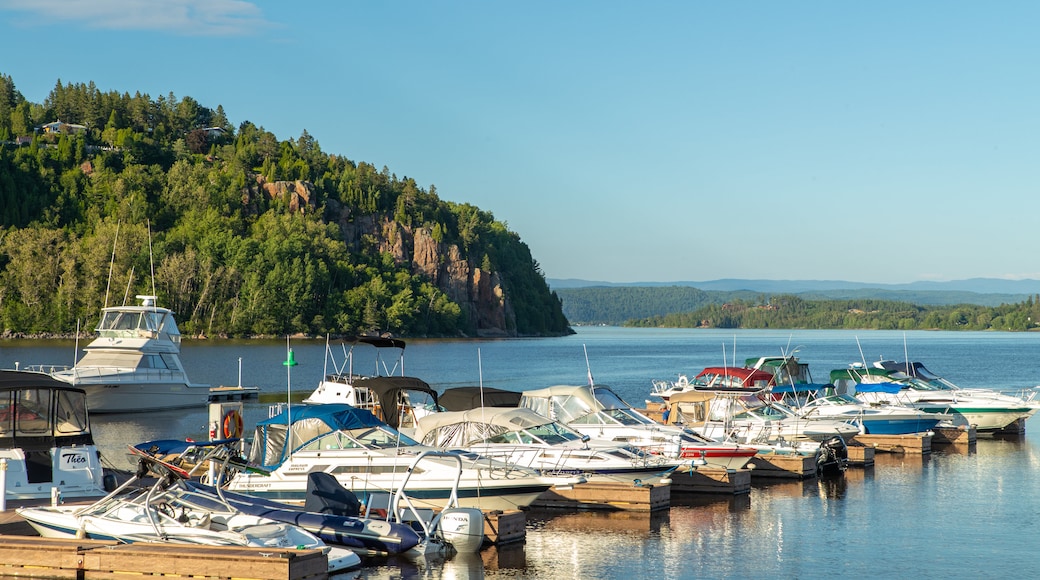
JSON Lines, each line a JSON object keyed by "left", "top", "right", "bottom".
{"left": 364, "top": 492, "right": 391, "bottom": 519}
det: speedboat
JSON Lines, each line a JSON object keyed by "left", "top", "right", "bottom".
{"left": 302, "top": 336, "right": 442, "bottom": 433}
{"left": 0, "top": 370, "right": 109, "bottom": 500}
{"left": 746, "top": 355, "right": 945, "bottom": 435}
{"left": 132, "top": 439, "right": 424, "bottom": 557}
{"left": 17, "top": 446, "right": 361, "bottom": 572}
{"left": 25, "top": 295, "right": 209, "bottom": 413}
{"left": 830, "top": 360, "right": 1039, "bottom": 432}
{"left": 518, "top": 384, "right": 758, "bottom": 470}
{"left": 772, "top": 383, "right": 946, "bottom": 435}
{"left": 662, "top": 389, "right": 849, "bottom": 476}
{"left": 414, "top": 407, "right": 686, "bottom": 484}
{"left": 224, "top": 403, "right": 579, "bottom": 513}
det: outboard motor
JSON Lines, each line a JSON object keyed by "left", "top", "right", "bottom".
{"left": 303, "top": 472, "right": 361, "bottom": 517}
{"left": 437, "top": 507, "right": 485, "bottom": 553}
{"left": 816, "top": 435, "right": 849, "bottom": 476}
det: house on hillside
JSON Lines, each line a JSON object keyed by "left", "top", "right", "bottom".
{"left": 40, "top": 120, "right": 87, "bottom": 134}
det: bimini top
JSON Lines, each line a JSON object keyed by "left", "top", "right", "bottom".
{"left": 257, "top": 403, "right": 387, "bottom": 430}
{"left": 873, "top": 361, "right": 940, "bottom": 380}
{"left": 249, "top": 404, "right": 397, "bottom": 469}
{"left": 439, "top": 386, "right": 522, "bottom": 411}
{"left": 694, "top": 367, "right": 775, "bottom": 391}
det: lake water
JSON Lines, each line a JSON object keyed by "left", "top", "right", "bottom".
{"left": 1, "top": 327, "right": 1038, "bottom": 579}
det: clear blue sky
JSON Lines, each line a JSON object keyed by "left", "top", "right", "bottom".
{"left": 2, "top": 1, "right": 1038, "bottom": 285}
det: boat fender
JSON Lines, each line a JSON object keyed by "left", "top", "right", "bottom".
{"left": 222, "top": 409, "right": 244, "bottom": 439}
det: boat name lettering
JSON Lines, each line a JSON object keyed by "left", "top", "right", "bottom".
{"left": 60, "top": 452, "right": 88, "bottom": 465}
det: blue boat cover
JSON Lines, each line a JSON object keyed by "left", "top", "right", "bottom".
{"left": 852, "top": 382, "right": 904, "bottom": 394}
{"left": 259, "top": 403, "right": 387, "bottom": 429}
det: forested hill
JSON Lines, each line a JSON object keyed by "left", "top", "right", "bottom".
{"left": 0, "top": 74, "right": 571, "bottom": 338}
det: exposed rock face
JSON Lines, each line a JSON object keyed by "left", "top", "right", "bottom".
{"left": 327, "top": 204, "right": 516, "bottom": 337}
{"left": 250, "top": 176, "right": 317, "bottom": 213}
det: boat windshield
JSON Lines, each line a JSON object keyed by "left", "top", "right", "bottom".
{"left": 525, "top": 422, "right": 583, "bottom": 445}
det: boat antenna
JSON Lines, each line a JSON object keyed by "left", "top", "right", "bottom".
{"left": 583, "top": 344, "right": 595, "bottom": 389}
{"left": 903, "top": 332, "right": 910, "bottom": 375}
{"left": 856, "top": 335, "right": 867, "bottom": 370}
{"left": 122, "top": 266, "right": 134, "bottom": 306}
{"left": 147, "top": 219, "right": 156, "bottom": 299}
{"left": 104, "top": 222, "right": 120, "bottom": 308}
{"left": 284, "top": 335, "right": 294, "bottom": 460}
{"left": 73, "top": 319, "right": 80, "bottom": 366}
{"left": 732, "top": 335, "right": 737, "bottom": 367}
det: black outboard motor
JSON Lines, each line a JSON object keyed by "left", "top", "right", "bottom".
{"left": 816, "top": 435, "right": 849, "bottom": 476}
{"left": 303, "top": 472, "right": 362, "bottom": 517}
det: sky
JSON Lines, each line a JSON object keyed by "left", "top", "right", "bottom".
{"left": 1, "top": 1, "right": 1039, "bottom": 285}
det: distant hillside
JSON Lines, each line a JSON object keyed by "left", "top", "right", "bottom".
{"left": 554, "top": 281, "right": 1035, "bottom": 325}
{"left": 549, "top": 277, "right": 1040, "bottom": 294}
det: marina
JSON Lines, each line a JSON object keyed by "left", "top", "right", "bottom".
{"left": 0, "top": 327, "right": 1039, "bottom": 579}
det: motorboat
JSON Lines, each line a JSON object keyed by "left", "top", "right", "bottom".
{"left": 518, "top": 384, "right": 758, "bottom": 470}
{"left": 132, "top": 439, "right": 424, "bottom": 557}
{"left": 224, "top": 403, "right": 580, "bottom": 513}
{"left": 303, "top": 336, "right": 441, "bottom": 433}
{"left": 414, "top": 407, "right": 686, "bottom": 484}
{"left": 0, "top": 370, "right": 110, "bottom": 500}
{"left": 771, "top": 383, "right": 946, "bottom": 435}
{"left": 747, "top": 355, "right": 945, "bottom": 435}
{"left": 662, "top": 389, "right": 849, "bottom": 476}
{"left": 830, "top": 360, "right": 1039, "bottom": 432}
{"left": 25, "top": 295, "right": 209, "bottom": 413}
{"left": 17, "top": 446, "right": 361, "bottom": 572}
{"left": 651, "top": 365, "right": 775, "bottom": 401}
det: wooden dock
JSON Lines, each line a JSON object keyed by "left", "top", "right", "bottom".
{"left": 482, "top": 510, "right": 526, "bottom": 545}
{"left": 531, "top": 481, "right": 670, "bottom": 511}
{"left": 0, "top": 536, "right": 329, "bottom": 580}
{"left": 852, "top": 432, "right": 932, "bottom": 454}
{"left": 846, "top": 444, "right": 875, "bottom": 467}
{"left": 932, "top": 425, "right": 977, "bottom": 445}
{"left": 747, "top": 452, "right": 820, "bottom": 479}
{"left": 669, "top": 467, "right": 751, "bottom": 494}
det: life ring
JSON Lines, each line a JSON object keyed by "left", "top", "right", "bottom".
{"left": 222, "top": 409, "right": 244, "bottom": 439}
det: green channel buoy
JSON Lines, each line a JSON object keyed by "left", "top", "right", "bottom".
{"left": 283, "top": 348, "right": 298, "bottom": 366}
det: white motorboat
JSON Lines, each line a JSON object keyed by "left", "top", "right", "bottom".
{"left": 831, "top": 360, "right": 1039, "bottom": 432}
{"left": 748, "top": 355, "right": 946, "bottom": 435}
{"left": 519, "top": 384, "right": 759, "bottom": 470}
{"left": 18, "top": 447, "right": 360, "bottom": 572}
{"left": 303, "top": 336, "right": 441, "bottom": 433}
{"left": 414, "top": 407, "right": 685, "bottom": 484}
{"left": 662, "top": 389, "right": 850, "bottom": 476}
{"left": 0, "top": 370, "right": 109, "bottom": 500}
{"left": 26, "top": 295, "right": 209, "bottom": 413}
{"left": 225, "top": 403, "right": 581, "bottom": 513}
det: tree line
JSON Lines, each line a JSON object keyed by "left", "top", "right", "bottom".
{"left": 624, "top": 294, "right": 1040, "bottom": 331}
{"left": 0, "top": 74, "right": 570, "bottom": 338}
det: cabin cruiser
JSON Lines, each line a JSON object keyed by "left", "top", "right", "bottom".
{"left": 303, "top": 336, "right": 441, "bottom": 433}
{"left": 747, "top": 355, "right": 945, "bottom": 435}
{"left": 224, "top": 404, "right": 581, "bottom": 513}
{"left": 661, "top": 389, "right": 849, "bottom": 476}
{"left": 518, "top": 384, "right": 758, "bottom": 470}
{"left": 26, "top": 295, "right": 209, "bottom": 413}
{"left": 0, "top": 370, "right": 109, "bottom": 501}
{"left": 831, "top": 360, "right": 1039, "bottom": 432}
{"left": 414, "top": 407, "right": 685, "bottom": 484}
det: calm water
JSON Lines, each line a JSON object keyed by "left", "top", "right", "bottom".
{"left": 2, "top": 327, "right": 1039, "bottom": 579}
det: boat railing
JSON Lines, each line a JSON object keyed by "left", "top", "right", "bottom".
{"left": 58, "top": 366, "right": 188, "bottom": 384}
{"left": 387, "top": 450, "right": 462, "bottom": 542}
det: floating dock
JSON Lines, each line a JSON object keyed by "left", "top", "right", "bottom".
{"left": 669, "top": 467, "right": 751, "bottom": 494}
{"left": 747, "top": 452, "right": 820, "bottom": 479}
{"left": 532, "top": 481, "right": 670, "bottom": 511}
{"left": 852, "top": 432, "right": 932, "bottom": 454}
{"left": 0, "top": 536, "right": 329, "bottom": 580}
